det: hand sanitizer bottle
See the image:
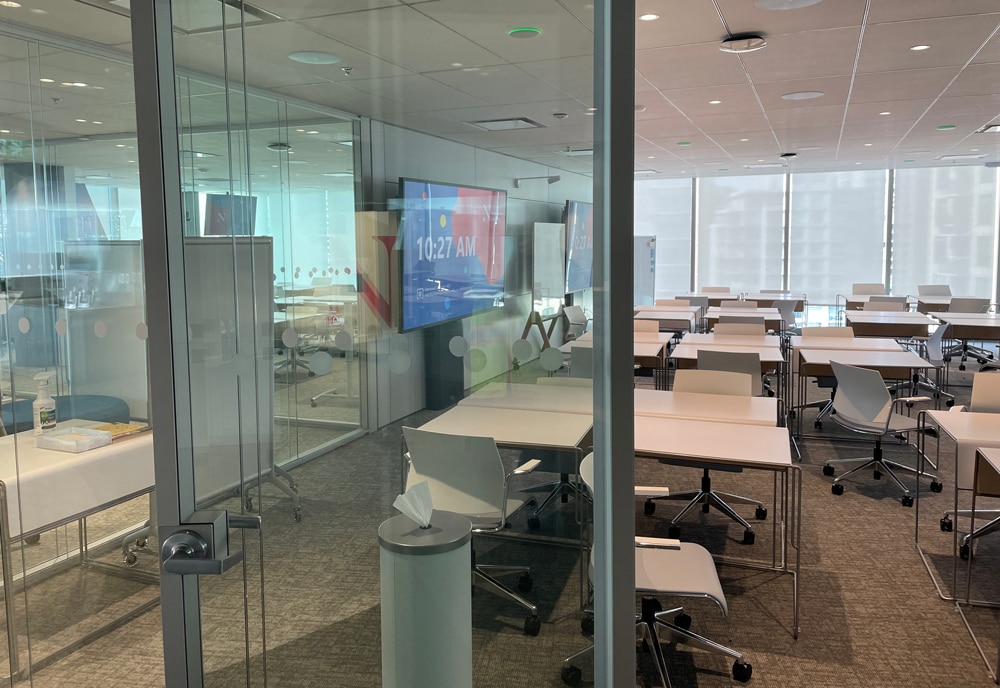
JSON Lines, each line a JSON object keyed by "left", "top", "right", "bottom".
{"left": 33, "top": 372, "right": 57, "bottom": 436}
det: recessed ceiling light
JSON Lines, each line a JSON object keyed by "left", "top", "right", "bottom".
{"left": 85, "top": 174, "right": 112, "bottom": 180}
{"left": 115, "top": 144, "right": 126, "bottom": 147}
{"left": 92, "top": 121, "right": 103, "bottom": 125}
{"left": 709, "top": 100, "right": 721, "bottom": 105}
{"left": 39, "top": 78, "right": 54, "bottom": 83}
{"left": 638, "top": 13, "right": 659, "bottom": 21}
{"left": 756, "top": 0, "right": 823, "bottom": 9}
{"left": 972, "top": 148, "right": 980, "bottom": 152}
{"left": 0, "top": 129, "right": 9, "bottom": 134}
{"left": 939, "top": 153, "right": 987, "bottom": 161}
{"left": 72, "top": 82, "right": 87, "bottom": 87}
{"left": 864, "top": 143, "right": 873, "bottom": 147}
{"left": 451, "top": 62, "right": 463, "bottom": 67}
{"left": 677, "top": 141, "right": 692, "bottom": 146}
{"left": 720, "top": 34, "right": 767, "bottom": 53}
{"left": 461, "top": 66, "right": 480, "bottom": 72}
{"left": 507, "top": 27, "right": 542, "bottom": 38}
{"left": 647, "top": 156, "right": 655, "bottom": 159}
{"left": 306, "top": 130, "right": 319, "bottom": 134}
{"left": 910, "top": 44, "right": 931, "bottom": 51}
{"left": 797, "top": 146, "right": 822, "bottom": 151}
{"left": 471, "top": 117, "right": 545, "bottom": 131}
{"left": 937, "top": 125, "right": 956, "bottom": 130}
{"left": 127, "top": 160, "right": 135, "bottom": 163}
{"left": 740, "top": 138, "right": 749, "bottom": 142}
{"left": 75, "top": 118, "right": 87, "bottom": 122}
{"left": 782, "top": 91, "right": 824, "bottom": 100}
{"left": 879, "top": 111, "right": 891, "bottom": 116}
{"left": 0, "top": 1, "right": 22, "bottom": 7}
{"left": 288, "top": 51, "right": 341, "bottom": 65}
{"left": 60, "top": 82, "right": 74, "bottom": 86}
{"left": 29, "top": 7, "right": 45, "bottom": 13}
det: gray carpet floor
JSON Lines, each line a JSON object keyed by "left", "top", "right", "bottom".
{"left": 4, "top": 351, "right": 1000, "bottom": 687}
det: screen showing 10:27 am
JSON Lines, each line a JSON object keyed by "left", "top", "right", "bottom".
{"left": 399, "top": 179, "right": 507, "bottom": 331}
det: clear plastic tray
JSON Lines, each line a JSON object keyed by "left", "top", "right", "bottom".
{"left": 36, "top": 427, "right": 113, "bottom": 453}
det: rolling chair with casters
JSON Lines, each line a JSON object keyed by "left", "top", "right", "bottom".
{"left": 642, "top": 368, "right": 768, "bottom": 545}
{"left": 561, "top": 453, "right": 752, "bottom": 687}
{"left": 274, "top": 305, "right": 320, "bottom": 376}
{"left": 402, "top": 426, "right": 543, "bottom": 635}
{"left": 945, "top": 297, "right": 994, "bottom": 368}
{"left": 939, "top": 373, "right": 1000, "bottom": 555}
{"left": 563, "top": 305, "right": 591, "bottom": 342}
{"left": 898, "top": 323, "right": 954, "bottom": 409}
{"left": 794, "top": 326, "right": 855, "bottom": 428}
{"left": 821, "top": 360, "right": 939, "bottom": 506}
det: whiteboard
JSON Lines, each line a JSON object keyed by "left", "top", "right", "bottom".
{"left": 533, "top": 222, "right": 566, "bottom": 301}
{"left": 634, "top": 235, "right": 656, "bottom": 306}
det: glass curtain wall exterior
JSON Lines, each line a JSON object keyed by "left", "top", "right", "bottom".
{"left": 634, "top": 178, "right": 693, "bottom": 297}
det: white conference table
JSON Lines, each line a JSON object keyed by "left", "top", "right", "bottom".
{"left": 916, "top": 410, "right": 1000, "bottom": 608}
{"left": 634, "top": 309, "right": 699, "bottom": 333}
{"left": 460, "top": 382, "right": 592, "bottom": 415}
{"left": 743, "top": 293, "right": 806, "bottom": 311}
{"left": 838, "top": 293, "right": 917, "bottom": 311}
{"left": 962, "top": 446, "right": 1000, "bottom": 683}
{"left": 705, "top": 307, "right": 783, "bottom": 332}
{"left": 561, "top": 334, "right": 670, "bottom": 388}
{"left": 669, "top": 341, "right": 786, "bottom": 398}
{"left": 634, "top": 388, "right": 777, "bottom": 426}
{"left": 935, "top": 314, "right": 1000, "bottom": 358}
{"left": 680, "top": 333, "right": 778, "bottom": 348}
{"left": 633, "top": 415, "right": 800, "bottom": 638}
{"left": 844, "top": 310, "right": 933, "bottom": 338}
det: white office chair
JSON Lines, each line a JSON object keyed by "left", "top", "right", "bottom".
{"left": 773, "top": 299, "right": 800, "bottom": 337}
{"left": 719, "top": 300, "right": 757, "bottom": 309}
{"left": 918, "top": 284, "right": 952, "bottom": 296}
{"left": 647, "top": 366, "right": 768, "bottom": 544}
{"left": 716, "top": 315, "right": 767, "bottom": 330}
{"left": 713, "top": 323, "right": 766, "bottom": 336}
{"left": 863, "top": 300, "right": 905, "bottom": 312}
{"left": 821, "top": 361, "right": 937, "bottom": 506}
{"left": 852, "top": 282, "right": 886, "bottom": 295}
{"left": 560, "top": 453, "right": 753, "bottom": 687}
{"left": 797, "top": 326, "right": 855, "bottom": 428}
{"left": 634, "top": 319, "right": 660, "bottom": 333}
{"left": 563, "top": 305, "right": 591, "bottom": 342}
{"left": 698, "top": 348, "right": 770, "bottom": 398}
{"left": 902, "top": 323, "right": 955, "bottom": 407}
{"left": 401, "top": 426, "right": 543, "bottom": 635}
{"left": 945, "top": 297, "right": 995, "bottom": 368}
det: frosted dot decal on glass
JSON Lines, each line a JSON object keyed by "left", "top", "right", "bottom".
{"left": 539, "top": 347, "right": 564, "bottom": 372}
{"left": 334, "top": 330, "right": 353, "bottom": 351}
{"left": 136, "top": 323, "right": 149, "bottom": 340}
{"left": 511, "top": 339, "right": 533, "bottom": 361}
{"left": 55, "top": 318, "right": 68, "bottom": 337}
{"left": 17, "top": 317, "right": 30, "bottom": 334}
{"left": 309, "top": 351, "right": 334, "bottom": 376}
{"left": 388, "top": 349, "right": 412, "bottom": 374}
{"left": 282, "top": 328, "right": 299, "bottom": 349}
{"left": 94, "top": 320, "right": 108, "bottom": 338}
{"left": 390, "top": 334, "right": 409, "bottom": 353}
{"left": 467, "top": 348, "right": 487, "bottom": 372}
{"left": 448, "top": 335, "right": 469, "bottom": 357}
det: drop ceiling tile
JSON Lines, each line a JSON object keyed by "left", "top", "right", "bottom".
{"left": 430, "top": 98, "right": 593, "bottom": 127}
{"left": 972, "top": 32, "right": 1000, "bottom": 64}
{"left": 446, "top": 126, "right": 590, "bottom": 149}
{"left": 841, "top": 119, "right": 923, "bottom": 140}
{"left": 634, "top": 99, "right": 685, "bottom": 121}
{"left": 773, "top": 125, "right": 846, "bottom": 148}
{"left": 332, "top": 74, "right": 488, "bottom": 112}
{"left": 635, "top": 117, "right": 701, "bottom": 139}
{"left": 858, "top": 15, "right": 1000, "bottom": 73}
{"left": 693, "top": 111, "right": 771, "bottom": 135}
{"left": 716, "top": 0, "right": 867, "bottom": 34}
{"left": 636, "top": 42, "right": 748, "bottom": 91}
{"left": 844, "top": 99, "right": 931, "bottom": 124}
{"left": 767, "top": 105, "right": 846, "bottom": 129}
{"left": 271, "top": 82, "right": 399, "bottom": 118}
{"left": 741, "top": 27, "right": 861, "bottom": 81}
{"left": 753, "top": 76, "right": 852, "bottom": 110}
{"left": 849, "top": 67, "right": 958, "bottom": 102}
{"left": 415, "top": 0, "right": 595, "bottom": 63}
{"left": 926, "top": 94, "right": 1000, "bottom": 119}
{"left": 3, "top": 0, "right": 133, "bottom": 46}
{"left": 634, "top": 1, "right": 724, "bottom": 50}
{"left": 867, "top": 0, "right": 1000, "bottom": 23}
{"left": 516, "top": 56, "right": 594, "bottom": 100}
{"left": 559, "top": 0, "right": 595, "bottom": 32}
{"left": 662, "top": 83, "right": 763, "bottom": 117}
{"left": 307, "top": 5, "right": 505, "bottom": 74}
{"left": 244, "top": 0, "right": 401, "bottom": 21}
{"left": 426, "top": 64, "right": 570, "bottom": 105}
{"left": 944, "top": 63, "right": 1000, "bottom": 97}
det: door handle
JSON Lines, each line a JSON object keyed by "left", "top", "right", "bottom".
{"left": 159, "top": 510, "right": 261, "bottom": 576}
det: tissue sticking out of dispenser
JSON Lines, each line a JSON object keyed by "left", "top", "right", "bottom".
{"left": 393, "top": 481, "right": 434, "bottom": 528}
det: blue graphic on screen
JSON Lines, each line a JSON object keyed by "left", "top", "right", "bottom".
{"left": 399, "top": 179, "right": 507, "bottom": 331}
{"left": 565, "top": 200, "right": 594, "bottom": 293}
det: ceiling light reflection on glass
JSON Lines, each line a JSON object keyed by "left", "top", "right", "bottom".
{"left": 638, "top": 13, "right": 659, "bottom": 21}
{"left": 910, "top": 45, "right": 931, "bottom": 51}
{"left": 781, "top": 91, "right": 824, "bottom": 101}
{"left": 507, "top": 27, "right": 541, "bottom": 38}
{"left": 288, "top": 51, "right": 341, "bottom": 65}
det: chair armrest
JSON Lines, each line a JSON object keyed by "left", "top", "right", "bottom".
{"left": 893, "top": 396, "right": 932, "bottom": 409}
{"left": 635, "top": 536, "right": 681, "bottom": 549}
{"left": 950, "top": 404, "right": 967, "bottom": 412}
{"left": 635, "top": 486, "right": 669, "bottom": 497}
{"left": 511, "top": 459, "right": 541, "bottom": 476}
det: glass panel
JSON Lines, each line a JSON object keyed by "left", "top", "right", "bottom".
{"left": 789, "top": 170, "right": 888, "bottom": 304}
{"left": 891, "top": 167, "right": 999, "bottom": 298}
{"left": 696, "top": 174, "right": 786, "bottom": 291}
{"left": 0, "top": 34, "right": 162, "bottom": 687}
{"left": 634, "top": 178, "right": 693, "bottom": 297}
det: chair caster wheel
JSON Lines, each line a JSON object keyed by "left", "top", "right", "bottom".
{"left": 561, "top": 665, "right": 583, "bottom": 686}
{"left": 527, "top": 516, "right": 541, "bottom": 530}
{"left": 946, "top": 400, "right": 955, "bottom": 408}
{"left": 517, "top": 573, "right": 533, "bottom": 593}
{"left": 959, "top": 364, "right": 967, "bottom": 371}
{"left": 24, "top": 534, "right": 40, "bottom": 546}
{"left": 941, "top": 516, "right": 953, "bottom": 532}
{"left": 755, "top": 506, "right": 767, "bottom": 520}
{"left": 644, "top": 500, "right": 656, "bottom": 516}
{"left": 581, "top": 614, "right": 594, "bottom": 635}
{"left": 667, "top": 525, "right": 681, "bottom": 539}
{"left": 789, "top": 410, "right": 797, "bottom": 418}
{"left": 701, "top": 502, "right": 710, "bottom": 514}
{"left": 245, "top": 497, "right": 254, "bottom": 511}
{"left": 814, "top": 420, "right": 823, "bottom": 429}
{"left": 732, "top": 661, "right": 753, "bottom": 683}
{"left": 767, "top": 389, "right": 775, "bottom": 397}
{"left": 822, "top": 465, "right": 835, "bottom": 477}
{"left": 123, "top": 551, "right": 139, "bottom": 568}
{"left": 960, "top": 543, "right": 971, "bottom": 560}
{"left": 742, "top": 530, "right": 755, "bottom": 545}
{"left": 930, "top": 481, "right": 943, "bottom": 493}
{"left": 524, "top": 615, "right": 541, "bottom": 636}
{"left": 901, "top": 495, "right": 914, "bottom": 507}
{"left": 873, "top": 470, "right": 882, "bottom": 480}
{"left": 831, "top": 483, "right": 845, "bottom": 496}
{"left": 674, "top": 613, "right": 692, "bottom": 630}
{"left": 308, "top": 371, "right": 315, "bottom": 377}
{"left": 294, "top": 508, "right": 302, "bottom": 522}
{"left": 310, "top": 401, "right": 317, "bottom": 407}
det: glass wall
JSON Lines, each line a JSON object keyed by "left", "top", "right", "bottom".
{"left": 696, "top": 174, "right": 786, "bottom": 291}
{"left": 789, "top": 170, "right": 888, "bottom": 304}
{"left": 892, "top": 166, "right": 999, "bottom": 298}
{"left": 634, "top": 178, "right": 693, "bottom": 297}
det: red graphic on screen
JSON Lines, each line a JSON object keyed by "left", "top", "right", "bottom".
{"left": 450, "top": 187, "right": 505, "bottom": 284}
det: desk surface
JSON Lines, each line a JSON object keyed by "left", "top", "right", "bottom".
{"left": 0, "top": 428, "right": 154, "bottom": 537}
{"left": 634, "top": 389, "right": 776, "bottom": 426}
{"left": 707, "top": 306, "right": 781, "bottom": 317}
{"left": 927, "top": 410, "right": 1000, "bottom": 490}
{"left": 633, "top": 305, "right": 702, "bottom": 314}
{"left": 670, "top": 342, "right": 785, "bottom": 364}
{"left": 681, "top": 333, "right": 779, "bottom": 348}
{"left": 417, "top": 405, "right": 593, "bottom": 451}
{"left": 845, "top": 311, "right": 932, "bottom": 324}
{"left": 634, "top": 416, "right": 791, "bottom": 469}
{"left": 559, "top": 339, "right": 665, "bottom": 358}
{"left": 797, "top": 348, "right": 932, "bottom": 371}
{"left": 460, "top": 382, "right": 592, "bottom": 415}
{"left": 789, "top": 336, "right": 902, "bottom": 352}
{"left": 936, "top": 312, "right": 1000, "bottom": 323}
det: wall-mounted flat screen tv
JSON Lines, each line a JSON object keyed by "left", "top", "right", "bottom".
{"left": 398, "top": 178, "right": 507, "bottom": 331}
{"left": 564, "top": 200, "right": 594, "bottom": 293}
{"left": 205, "top": 193, "right": 257, "bottom": 236}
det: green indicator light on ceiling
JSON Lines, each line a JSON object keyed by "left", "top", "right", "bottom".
{"left": 508, "top": 27, "right": 542, "bottom": 38}
{"left": 677, "top": 141, "right": 692, "bottom": 146}
{"left": 718, "top": 168, "right": 728, "bottom": 171}
{"left": 937, "top": 125, "right": 956, "bottom": 130}
{"left": 904, "top": 159, "right": 915, "bottom": 163}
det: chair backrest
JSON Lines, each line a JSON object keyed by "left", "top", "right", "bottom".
{"left": 714, "top": 322, "right": 766, "bottom": 336}
{"left": 655, "top": 298, "right": 689, "bottom": 306}
{"left": 680, "top": 295, "right": 709, "bottom": 310}
{"left": 701, "top": 286, "right": 731, "bottom": 293}
{"left": 918, "top": 284, "right": 952, "bottom": 296}
{"left": 673, "top": 369, "right": 753, "bottom": 396}
{"left": 970, "top": 372, "right": 1000, "bottom": 413}
{"left": 869, "top": 295, "right": 907, "bottom": 305}
{"left": 633, "top": 319, "right": 659, "bottom": 333}
{"left": 760, "top": 289, "right": 786, "bottom": 294}
{"left": 925, "top": 323, "right": 949, "bottom": 367}
{"left": 564, "top": 305, "right": 588, "bottom": 326}
{"left": 718, "top": 315, "right": 766, "bottom": 327}
{"left": 852, "top": 282, "right": 886, "bottom": 295}
{"left": 773, "top": 300, "right": 798, "bottom": 330}
{"left": 719, "top": 300, "right": 757, "bottom": 309}
{"left": 402, "top": 426, "right": 505, "bottom": 518}
{"left": 801, "top": 326, "right": 854, "bottom": 338}
{"left": 570, "top": 346, "right": 593, "bottom": 379}
{"left": 697, "top": 349, "right": 763, "bottom": 396}
{"left": 863, "top": 300, "right": 905, "bottom": 311}
{"left": 536, "top": 376, "right": 593, "bottom": 388}
{"left": 580, "top": 452, "right": 595, "bottom": 496}
{"left": 949, "top": 297, "right": 991, "bottom": 313}
{"left": 829, "top": 360, "right": 893, "bottom": 431}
